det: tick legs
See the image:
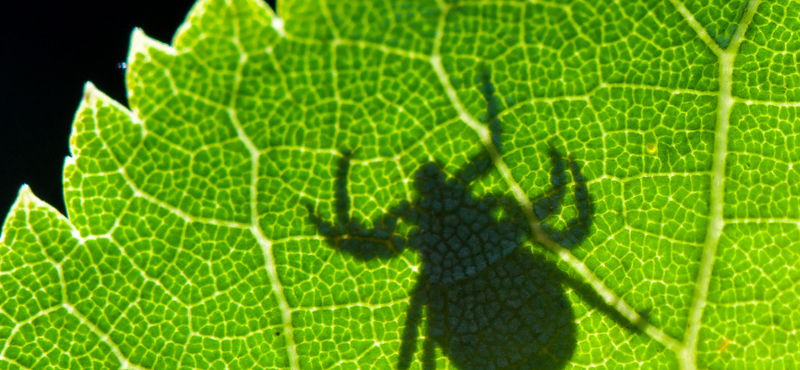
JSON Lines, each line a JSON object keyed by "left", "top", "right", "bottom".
{"left": 452, "top": 68, "right": 503, "bottom": 186}
{"left": 533, "top": 148, "right": 594, "bottom": 248}
{"left": 307, "top": 150, "right": 403, "bottom": 259}
{"left": 307, "top": 150, "right": 353, "bottom": 237}
{"left": 398, "top": 277, "right": 427, "bottom": 370}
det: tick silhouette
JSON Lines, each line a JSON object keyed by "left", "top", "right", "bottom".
{"left": 308, "top": 74, "right": 593, "bottom": 369}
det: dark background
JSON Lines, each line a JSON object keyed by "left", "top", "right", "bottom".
{"left": 1, "top": 0, "right": 277, "bottom": 221}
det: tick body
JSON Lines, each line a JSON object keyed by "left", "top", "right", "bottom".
{"left": 400, "top": 160, "right": 527, "bottom": 286}
{"left": 309, "top": 147, "right": 591, "bottom": 369}
{"left": 308, "top": 72, "right": 593, "bottom": 369}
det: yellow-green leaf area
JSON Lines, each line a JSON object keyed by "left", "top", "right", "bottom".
{"left": 2, "top": 0, "right": 799, "bottom": 369}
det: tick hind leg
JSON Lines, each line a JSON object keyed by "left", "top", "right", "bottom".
{"left": 398, "top": 277, "right": 427, "bottom": 370}
{"left": 422, "top": 325, "right": 436, "bottom": 370}
{"left": 535, "top": 148, "right": 594, "bottom": 248}
{"left": 532, "top": 147, "right": 568, "bottom": 221}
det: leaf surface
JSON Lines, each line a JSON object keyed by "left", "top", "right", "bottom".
{"left": 2, "top": 0, "right": 799, "bottom": 369}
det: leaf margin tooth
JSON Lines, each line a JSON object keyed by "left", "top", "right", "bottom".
{"left": 1, "top": 185, "right": 70, "bottom": 244}
{"left": 128, "top": 27, "right": 177, "bottom": 66}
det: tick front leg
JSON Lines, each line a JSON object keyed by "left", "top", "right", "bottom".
{"left": 454, "top": 67, "right": 503, "bottom": 185}
{"left": 308, "top": 150, "right": 352, "bottom": 237}
{"left": 334, "top": 149, "right": 352, "bottom": 228}
{"left": 308, "top": 150, "right": 405, "bottom": 259}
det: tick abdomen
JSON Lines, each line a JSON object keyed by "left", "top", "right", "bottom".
{"left": 426, "top": 248, "right": 575, "bottom": 370}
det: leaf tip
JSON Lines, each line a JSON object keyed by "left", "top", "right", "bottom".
{"left": 5, "top": 185, "right": 44, "bottom": 221}
{"left": 129, "top": 27, "right": 149, "bottom": 58}
{"left": 0, "top": 186, "right": 34, "bottom": 240}
{"left": 79, "top": 80, "right": 132, "bottom": 118}
{"left": 81, "top": 81, "right": 99, "bottom": 105}
{"left": 15, "top": 185, "right": 36, "bottom": 206}
{"left": 2, "top": 184, "right": 73, "bottom": 244}
{"left": 15, "top": 186, "right": 66, "bottom": 218}
{"left": 129, "top": 27, "right": 175, "bottom": 63}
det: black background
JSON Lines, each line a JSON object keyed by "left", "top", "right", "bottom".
{"left": 1, "top": 0, "right": 277, "bottom": 221}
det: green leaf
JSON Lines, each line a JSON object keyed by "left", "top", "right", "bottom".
{"left": 2, "top": 0, "right": 799, "bottom": 369}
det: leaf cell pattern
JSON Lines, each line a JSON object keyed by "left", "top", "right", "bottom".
{"left": 2, "top": 0, "right": 800, "bottom": 369}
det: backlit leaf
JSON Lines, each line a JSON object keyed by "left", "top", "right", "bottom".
{"left": 2, "top": 0, "right": 799, "bottom": 369}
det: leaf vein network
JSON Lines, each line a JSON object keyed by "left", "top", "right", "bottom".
{"left": 86, "top": 101, "right": 250, "bottom": 230}
{"left": 225, "top": 21, "right": 302, "bottom": 370}
{"left": 429, "top": 0, "right": 682, "bottom": 352}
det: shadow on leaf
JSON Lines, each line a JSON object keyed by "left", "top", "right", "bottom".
{"left": 307, "top": 70, "right": 593, "bottom": 369}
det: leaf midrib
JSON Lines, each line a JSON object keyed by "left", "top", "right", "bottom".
{"left": 679, "top": 1, "right": 762, "bottom": 369}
